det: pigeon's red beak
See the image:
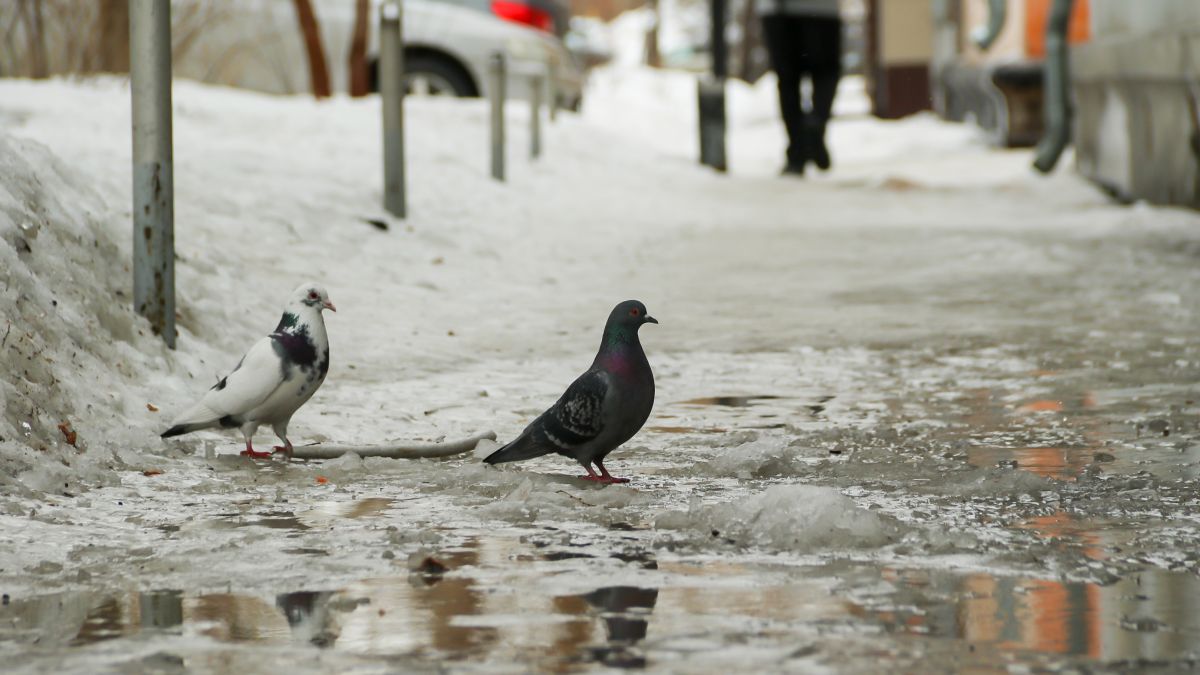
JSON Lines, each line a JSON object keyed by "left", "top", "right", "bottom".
{"left": 323, "top": 300, "right": 337, "bottom": 312}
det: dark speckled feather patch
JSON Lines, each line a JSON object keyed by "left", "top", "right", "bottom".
{"left": 539, "top": 370, "right": 607, "bottom": 449}
{"left": 270, "top": 312, "right": 318, "bottom": 368}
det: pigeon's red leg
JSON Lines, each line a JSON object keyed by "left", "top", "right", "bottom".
{"left": 596, "top": 461, "right": 630, "bottom": 484}
{"left": 272, "top": 440, "right": 294, "bottom": 459}
{"left": 240, "top": 440, "right": 272, "bottom": 459}
{"left": 579, "top": 464, "right": 607, "bottom": 482}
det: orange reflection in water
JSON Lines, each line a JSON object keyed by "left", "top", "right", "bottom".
{"left": 1015, "top": 511, "right": 1109, "bottom": 560}
{"left": 1019, "top": 400, "right": 1065, "bottom": 413}
{"left": 967, "top": 446, "right": 1093, "bottom": 481}
{"left": 861, "top": 567, "right": 1200, "bottom": 665}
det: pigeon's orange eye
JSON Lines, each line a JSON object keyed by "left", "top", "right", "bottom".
{"left": 629, "top": 308, "right": 639, "bottom": 316}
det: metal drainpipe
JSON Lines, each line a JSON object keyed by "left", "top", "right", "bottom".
{"left": 971, "top": 0, "right": 1007, "bottom": 51}
{"left": 1034, "top": 0, "right": 1076, "bottom": 173}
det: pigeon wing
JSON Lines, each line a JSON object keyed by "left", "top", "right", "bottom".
{"left": 538, "top": 369, "right": 610, "bottom": 451}
{"left": 170, "top": 337, "right": 285, "bottom": 427}
{"left": 483, "top": 369, "right": 610, "bottom": 464}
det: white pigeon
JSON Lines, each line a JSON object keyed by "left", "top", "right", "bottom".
{"left": 161, "top": 282, "right": 335, "bottom": 458}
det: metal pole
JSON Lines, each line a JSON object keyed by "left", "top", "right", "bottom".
{"left": 380, "top": 1, "right": 406, "bottom": 217}
{"left": 711, "top": 0, "right": 727, "bottom": 80}
{"left": 547, "top": 58, "right": 558, "bottom": 122}
{"left": 970, "top": 0, "right": 1007, "bottom": 51}
{"left": 130, "top": 0, "right": 175, "bottom": 348}
{"left": 697, "top": 78, "right": 727, "bottom": 171}
{"left": 530, "top": 73, "right": 543, "bottom": 160}
{"left": 698, "top": 0, "right": 727, "bottom": 172}
{"left": 1033, "top": 0, "right": 1075, "bottom": 173}
{"left": 489, "top": 52, "right": 506, "bottom": 181}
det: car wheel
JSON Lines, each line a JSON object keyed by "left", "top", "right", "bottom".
{"left": 405, "top": 55, "right": 477, "bottom": 98}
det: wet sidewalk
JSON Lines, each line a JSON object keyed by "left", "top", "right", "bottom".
{"left": 2, "top": 74, "right": 1199, "bottom": 673}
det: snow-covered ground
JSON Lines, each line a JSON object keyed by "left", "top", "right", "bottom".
{"left": 1, "top": 54, "right": 1199, "bottom": 673}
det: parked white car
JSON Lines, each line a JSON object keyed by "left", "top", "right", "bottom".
{"left": 172, "top": 0, "right": 583, "bottom": 109}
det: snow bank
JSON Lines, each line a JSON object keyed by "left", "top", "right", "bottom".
{"left": 0, "top": 133, "right": 179, "bottom": 495}
{"left": 655, "top": 485, "right": 901, "bottom": 551}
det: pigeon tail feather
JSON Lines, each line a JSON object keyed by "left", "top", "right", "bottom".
{"left": 483, "top": 434, "right": 555, "bottom": 464}
{"left": 161, "top": 421, "right": 209, "bottom": 438}
{"left": 167, "top": 399, "right": 225, "bottom": 430}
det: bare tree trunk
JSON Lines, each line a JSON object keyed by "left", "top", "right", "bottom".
{"left": 348, "top": 0, "right": 370, "bottom": 97}
{"left": 95, "top": 0, "right": 130, "bottom": 73}
{"left": 292, "top": 0, "right": 331, "bottom": 98}
{"left": 19, "top": 0, "right": 49, "bottom": 78}
{"left": 644, "top": 0, "right": 661, "bottom": 68}
{"left": 736, "top": 0, "right": 753, "bottom": 81}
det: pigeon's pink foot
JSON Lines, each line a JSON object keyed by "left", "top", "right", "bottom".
{"left": 240, "top": 449, "right": 273, "bottom": 459}
{"left": 580, "top": 474, "right": 609, "bottom": 482}
{"left": 271, "top": 445, "right": 293, "bottom": 459}
{"left": 595, "top": 463, "right": 629, "bottom": 484}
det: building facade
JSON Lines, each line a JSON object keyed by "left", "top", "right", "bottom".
{"left": 1072, "top": 0, "right": 1200, "bottom": 207}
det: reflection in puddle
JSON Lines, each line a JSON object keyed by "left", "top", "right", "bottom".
{"left": 967, "top": 446, "right": 1095, "bottom": 480}
{"left": 215, "top": 511, "right": 309, "bottom": 531}
{"left": 646, "top": 425, "right": 727, "bottom": 435}
{"left": 308, "top": 497, "right": 394, "bottom": 520}
{"left": 579, "top": 587, "right": 658, "bottom": 668}
{"left": 72, "top": 590, "right": 183, "bottom": 645}
{"left": 1011, "top": 512, "right": 1137, "bottom": 561}
{"left": 677, "top": 395, "right": 784, "bottom": 407}
{"left": 6, "top": 536, "right": 1200, "bottom": 670}
{"left": 213, "top": 498, "right": 395, "bottom": 532}
{"left": 852, "top": 568, "right": 1200, "bottom": 664}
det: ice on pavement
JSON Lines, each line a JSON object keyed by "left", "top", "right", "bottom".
{"left": 655, "top": 484, "right": 901, "bottom": 550}
{"left": 694, "top": 434, "right": 828, "bottom": 479}
{"left": 1, "top": 43, "right": 1199, "bottom": 673}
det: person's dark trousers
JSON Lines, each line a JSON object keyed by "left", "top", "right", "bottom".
{"left": 761, "top": 14, "right": 843, "bottom": 173}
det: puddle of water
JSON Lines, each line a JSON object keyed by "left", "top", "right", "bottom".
{"left": 1010, "top": 513, "right": 1140, "bottom": 562}
{"left": 214, "top": 511, "right": 310, "bottom": 531}
{"left": 646, "top": 425, "right": 728, "bottom": 435}
{"left": 676, "top": 396, "right": 785, "bottom": 408}
{"left": 7, "top": 531, "right": 1200, "bottom": 671}
{"left": 966, "top": 446, "right": 1096, "bottom": 480}
{"left": 0, "top": 539, "right": 837, "bottom": 669}
{"left": 211, "top": 499, "right": 395, "bottom": 533}
{"left": 309, "top": 497, "right": 394, "bottom": 520}
{"left": 848, "top": 566, "right": 1200, "bottom": 665}
{"left": 282, "top": 548, "right": 329, "bottom": 557}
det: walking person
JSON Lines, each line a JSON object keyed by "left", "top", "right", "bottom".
{"left": 758, "top": 0, "right": 843, "bottom": 175}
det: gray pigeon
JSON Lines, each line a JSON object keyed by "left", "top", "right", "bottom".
{"left": 161, "top": 282, "right": 335, "bottom": 458}
{"left": 484, "top": 300, "right": 657, "bottom": 483}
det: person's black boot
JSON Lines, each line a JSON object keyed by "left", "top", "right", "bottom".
{"left": 782, "top": 157, "right": 807, "bottom": 176}
{"left": 807, "top": 118, "right": 831, "bottom": 171}
{"left": 782, "top": 133, "right": 809, "bottom": 176}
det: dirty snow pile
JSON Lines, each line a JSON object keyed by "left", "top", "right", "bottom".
{"left": 0, "top": 133, "right": 182, "bottom": 496}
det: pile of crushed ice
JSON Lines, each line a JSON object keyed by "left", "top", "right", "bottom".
{"left": 695, "top": 435, "right": 827, "bottom": 479}
{"left": 655, "top": 484, "right": 902, "bottom": 550}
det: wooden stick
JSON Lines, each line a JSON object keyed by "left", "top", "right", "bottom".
{"left": 292, "top": 431, "right": 496, "bottom": 460}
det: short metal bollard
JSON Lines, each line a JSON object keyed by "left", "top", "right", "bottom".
{"left": 489, "top": 53, "right": 506, "bottom": 181}
{"left": 380, "top": 1, "right": 406, "bottom": 217}
{"left": 530, "top": 73, "right": 543, "bottom": 160}
{"left": 547, "top": 59, "right": 558, "bottom": 122}
{"left": 698, "top": 76, "right": 727, "bottom": 172}
{"left": 130, "top": 0, "right": 176, "bottom": 348}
